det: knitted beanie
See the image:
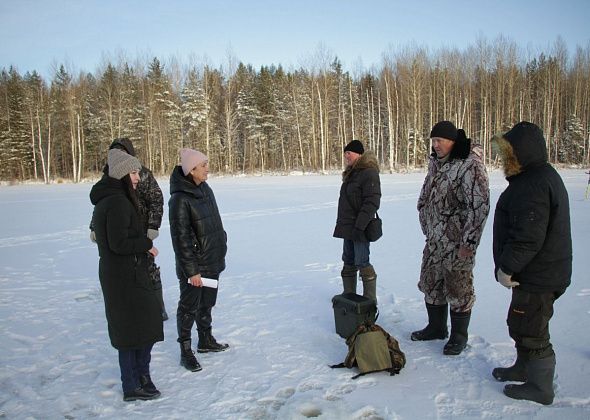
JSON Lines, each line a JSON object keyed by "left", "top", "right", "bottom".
{"left": 344, "top": 139, "right": 364, "bottom": 154}
{"left": 430, "top": 121, "right": 458, "bottom": 141}
{"left": 180, "top": 148, "right": 208, "bottom": 176}
{"left": 107, "top": 148, "right": 141, "bottom": 180}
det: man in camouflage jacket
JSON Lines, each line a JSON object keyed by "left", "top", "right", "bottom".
{"left": 412, "top": 121, "right": 489, "bottom": 356}
{"left": 90, "top": 138, "right": 168, "bottom": 320}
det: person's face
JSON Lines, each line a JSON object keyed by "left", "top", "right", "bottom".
{"left": 190, "top": 160, "right": 209, "bottom": 184}
{"left": 431, "top": 137, "right": 455, "bottom": 158}
{"left": 130, "top": 170, "right": 140, "bottom": 189}
{"left": 344, "top": 151, "right": 361, "bottom": 166}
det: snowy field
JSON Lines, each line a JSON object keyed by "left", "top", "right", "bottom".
{"left": 1, "top": 169, "right": 589, "bottom": 420}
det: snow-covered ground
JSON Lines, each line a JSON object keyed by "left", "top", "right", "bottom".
{"left": 1, "top": 169, "right": 589, "bottom": 419}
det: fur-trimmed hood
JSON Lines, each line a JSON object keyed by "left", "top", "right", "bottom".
{"left": 499, "top": 122, "right": 548, "bottom": 178}
{"left": 342, "top": 151, "right": 380, "bottom": 180}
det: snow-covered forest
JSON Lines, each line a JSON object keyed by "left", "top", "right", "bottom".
{"left": 1, "top": 37, "right": 590, "bottom": 182}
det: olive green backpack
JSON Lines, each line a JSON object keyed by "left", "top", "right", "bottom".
{"left": 331, "top": 322, "right": 406, "bottom": 379}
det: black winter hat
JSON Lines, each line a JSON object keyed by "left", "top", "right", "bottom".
{"left": 109, "top": 137, "right": 136, "bottom": 157}
{"left": 430, "top": 121, "right": 458, "bottom": 141}
{"left": 344, "top": 139, "right": 364, "bottom": 154}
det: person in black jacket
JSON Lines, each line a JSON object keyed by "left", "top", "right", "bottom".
{"left": 333, "top": 140, "right": 381, "bottom": 302}
{"left": 90, "top": 138, "right": 168, "bottom": 320}
{"left": 90, "top": 148, "right": 164, "bottom": 402}
{"left": 169, "top": 148, "right": 228, "bottom": 372}
{"left": 492, "top": 121, "right": 572, "bottom": 405}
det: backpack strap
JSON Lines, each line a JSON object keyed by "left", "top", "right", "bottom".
{"left": 329, "top": 362, "right": 347, "bottom": 369}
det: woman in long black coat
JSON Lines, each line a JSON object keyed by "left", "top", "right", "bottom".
{"left": 169, "top": 148, "right": 228, "bottom": 372}
{"left": 90, "top": 148, "right": 164, "bottom": 402}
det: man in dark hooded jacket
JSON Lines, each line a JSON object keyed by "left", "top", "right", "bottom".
{"left": 492, "top": 121, "right": 572, "bottom": 405}
{"left": 90, "top": 138, "right": 168, "bottom": 320}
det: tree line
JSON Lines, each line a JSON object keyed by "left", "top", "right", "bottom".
{"left": 1, "top": 37, "right": 589, "bottom": 182}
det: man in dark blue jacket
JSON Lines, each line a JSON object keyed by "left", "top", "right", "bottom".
{"left": 492, "top": 121, "right": 572, "bottom": 405}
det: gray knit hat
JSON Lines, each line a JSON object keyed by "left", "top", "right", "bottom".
{"left": 107, "top": 148, "right": 141, "bottom": 180}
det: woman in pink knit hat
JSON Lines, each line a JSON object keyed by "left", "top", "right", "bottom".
{"left": 168, "top": 148, "right": 229, "bottom": 372}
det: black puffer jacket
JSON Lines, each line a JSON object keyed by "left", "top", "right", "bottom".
{"left": 493, "top": 122, "right": 572, "bottom": 293}
{"left": 333, "top": 151, "right": 381, "bottom": 242}
{"left": 169, "top": 166, "right": 227, "bottom": 279}
{"left": 90, "top": 177, "right": 164, "bottom": 349}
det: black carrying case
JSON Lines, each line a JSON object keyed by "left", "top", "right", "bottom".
{"left": 332, "top": 293, "right": 377, "bottom": 339}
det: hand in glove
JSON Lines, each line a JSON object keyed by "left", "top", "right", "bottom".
{"left": 147, "top": 229, "right": 159, "bottom": 240}
{"left": 89, "top": 230, "right": 97, "bottom": 243}
{"left": 496, "top": 268, "right": 520, "bottom": 289}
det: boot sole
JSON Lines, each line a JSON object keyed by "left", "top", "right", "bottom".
{"left": 124, "top": 391, "right": 161, "bottom": 402}
{"left": 197, "top": 347, "right": 229, "bottom": 353}
{"left": 503, "top": 385, "right": 554, "bottom": 405}
{"left": 410, "top": 332, "right": 449, "bottom": 341}
{"left": 180, "top": 361, "right": 203, "bottom": 372}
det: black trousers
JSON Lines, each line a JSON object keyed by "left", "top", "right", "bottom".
{"left": 176, "top": 278, "right": 218, "bottom": 342}
{"left": 507, "top": 288, "right": 562, "bottom": 359}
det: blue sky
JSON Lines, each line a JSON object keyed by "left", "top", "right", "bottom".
{"left": 1, "top": 0, "right": 589, "bottom": 78}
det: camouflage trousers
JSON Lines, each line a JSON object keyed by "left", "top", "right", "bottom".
{"left": 418, "top": 243, "right": 476, "bottom": 312}
{"left": 147, "top": 254, "right": 163, "bottom": 289}
{"left": 147, "top": 253, "right": 166, "bottom": 313}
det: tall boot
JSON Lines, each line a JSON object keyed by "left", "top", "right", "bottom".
{"left": 341, "top": 265, "right": 358, "bottom": 295}
{"left": 443, "top": 310, "right": 471, "bottom": 355}
{"left": 179, "top": 339, "right": 202, "bottom": 372}
{"left": 359, "top": 265, "right": 377, "bottom": 303}
{"left": 503, "top": 355, "right": 555, "bottom": 405}
{"left": 411, "top": 303, "right": 449, "bottom": 341}
{"left": 196, "top": 292, "right": 228, "bottom": 353}
{"left": 196, "top": 307, "right": 229, "bottom": 353}
{"left": 493, "top": 349, "right": 528, "bottom": 382}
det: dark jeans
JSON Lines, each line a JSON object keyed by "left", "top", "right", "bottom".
{"left": 177, "top": 276, "right": 219, "bottom": 342}
{"left": 342, "top": 240, "right": 371, "bottom": 269}
{"left": 507, "top": 288, "right": 562, "bottom": 359}
{"left": 118, "top": 343, "right": 154, "bottom": 393}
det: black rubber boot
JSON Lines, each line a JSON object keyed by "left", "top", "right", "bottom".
{"left": 493, "top": 350, "right": 528, "bottom": 382}
{"left": 341, "top": 265, "right": 358, "bottom": 294}
{"left": 443, "top": 310, "right": 471, "bottom": 355}
{"left": 197, "top": 329, "right": 229, "bottom": 353}
{"left": 359, "top": 265, "right": 377, "bottom": 303}
{"left": 179, "top": 340, "right": 202, "bottom": 372}
{"left": 503, "top": 355, "right": 555, "bottom": 405}
{"left": 411, "top": 303, "right": 449, "bottom": 341}
{"left": 139, "top": 374, "right": 159, "bottom": 394}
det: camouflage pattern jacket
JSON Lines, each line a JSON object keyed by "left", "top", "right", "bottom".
{"left": 418, "top": 145, "right": 490, "bottom": 259}
{"left": 137, "top": 166, "right": 164, "bottom": 231}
